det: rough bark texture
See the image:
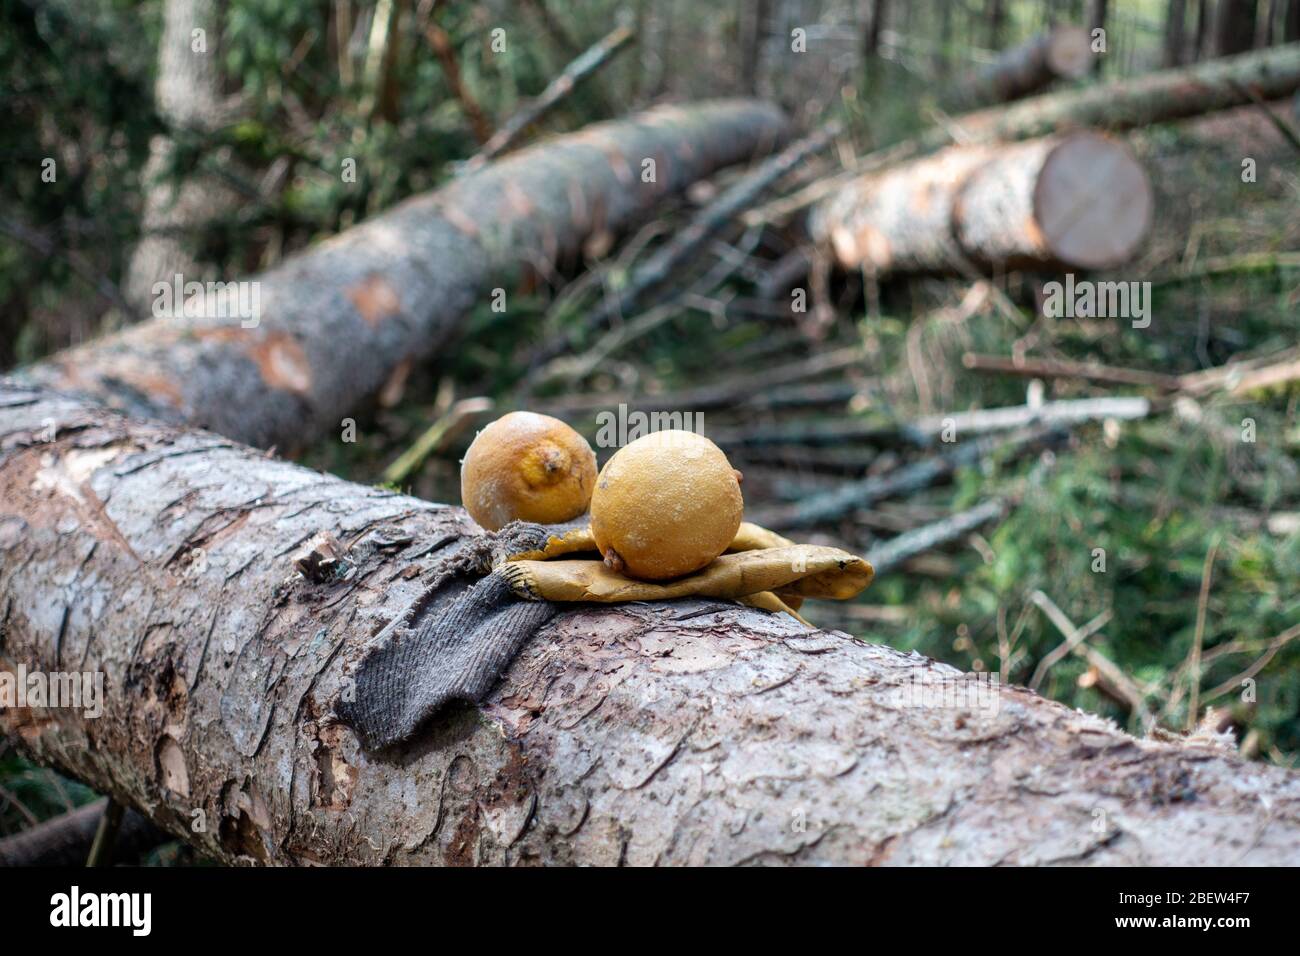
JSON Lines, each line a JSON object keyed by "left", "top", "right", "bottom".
{"left": 949, "top": 27, "right": 1094, "bottom": 110}
{"left": 810, "top": 133, "right": 1152, "bottom": 274}
{"left": 4, "top": 382, "right": 1300, "bottom": 866}
{"left": 17, "top": 101, "right": 790, "bottom": 453}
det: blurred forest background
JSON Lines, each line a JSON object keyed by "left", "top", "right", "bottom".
{"left": 2, "top": 0, "right": 1298, "bottom": 861}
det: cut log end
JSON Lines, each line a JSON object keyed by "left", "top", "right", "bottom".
{"left": 1034, "top": 133, "right": 1154, "bottom": 270}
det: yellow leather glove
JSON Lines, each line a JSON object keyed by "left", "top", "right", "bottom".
{"left": 497, "top": 521, "right": 872, "bottom": 623}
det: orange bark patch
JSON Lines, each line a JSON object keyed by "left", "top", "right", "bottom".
{"left": 441, "top": 204, "right": 480, "bottom": 239}
{"left": 250, "top": 332, "right": 312, "bottom": 395}
{"left": 59, "top": 356, "right": 185, "bottom": 410}
{"left": 346, "top": 273, "right": 403, "bottom": 327}
{"left": 504, "top": 181, "right": 536, "bottom": 220}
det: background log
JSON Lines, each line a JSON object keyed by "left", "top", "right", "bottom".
{"left": 4, "top": 382, "right": 1299, "bottom": 865}
{"left": 15, "top": 100, "right": 789, "bottom": 452}
{"left": 811, "top": 132, "right": 1153, "bottom": 274}
{"left": 765, "top": 43, "right": 1300, "bottom": 225}
{"left": 949, "top": 27, "right": 1095, "bottom": 110}
{"left": 0, "top": 798, "right": 168, "bottom": 867}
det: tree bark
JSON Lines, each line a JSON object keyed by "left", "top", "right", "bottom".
{"left": 4, "top": 381, "right": 1300, "bottom": 866}
{"left": 16, "top": 101, "right": 789, "bottom": 453}
{"left": 123, "top": 0, "right": 238, "bottom": 315}
{"left": 949, "top": 27, "right": 1095, "bottom": 110}
{"left": 810, "top": 133, "right": 1153, "bottom": 275}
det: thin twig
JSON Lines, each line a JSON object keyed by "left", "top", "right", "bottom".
{"left": 85, "top": 798, "right": 125, "bottom": 867}
{"left": 1202, "top": 621, "right": 1300, "bottom": 706}
{"left": 1186, "top": 539, "right": 1219, "bottom": 731}
{"left": 962, "top": 353, "right": 1183, "bottom": 391}
{"left": 381, "top": 397, "right": 494, "bottom": 487}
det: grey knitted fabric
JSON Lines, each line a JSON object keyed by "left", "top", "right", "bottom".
{"left": 338, "top": 568, "right": 559, "bottom": 750}
{"left": 337, "top": 520, "right": 586, "bottom": 750}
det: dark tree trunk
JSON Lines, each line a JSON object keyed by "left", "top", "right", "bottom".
{"left": 1214, "top": 0, "right": 1260, "bottom": 55}
{"left": 1195, "top": 0, "right": 1212, "bottom": 59}
{"left": 739, "top": 0, "right": 770, "bottom": 93}
{"left": 987, "top": 0, "right": 1006, "bottom": 49}
{"left": 1086, "top": 0, "right": 1109, "bottom": 73}
{"left": 864, "top": 0, "right": 889, "bottom": 56}
{"left": 1165, "top": 0, "right": 1189, "bottom": 65}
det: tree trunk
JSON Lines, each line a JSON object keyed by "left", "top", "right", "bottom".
{"left": 1214, "top": 0, "right": 1260, "bottom": 55}
{"left": 123, "top": 0, "right": 238, "bottom": 315}
{"left": 4, "top": 381, "right": 1300, "bottom": 865}
{"left": 1286, "top": 0, "right": 1300, "bottom": 41}
{"left": 1086, "top": 0, "right": 1108, "bottom": 73}
{"left": 987, "top": 0, "right": 1006, "bottom": 49}
{"left": 863, "top": 0, "right": 888, "bottom": 57}
{"left": 948, "top": 27, "right": 1095, "bottom": 110}
{"left": 1165, "top": 0, "right": 1189, "bottom": 66}
{"left": 16, "top": 101, "right": 790, "bottom": 453}
{"left": 810, "top": 133, "right": 1153, "bottom": 275}
{"left": 949, "top": 41, "right": 1300, "bottom": 142}
{"left": 738, "top": 0, "right": 770, "bottom": 94}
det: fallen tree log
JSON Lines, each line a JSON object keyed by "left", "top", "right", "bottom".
{"left": 810, "top": 132, "right": 1152, "bottom": 274}
{"left": 5, "top": 382, "right": 1299, "bottom": 865}
{"left": 762, "top": 42, "right": 1300, "bottom": 227}
{"left": 14, "top": 100, "right": 789, "bottom": 452}
{"left": 0, "top": 798, "right": 168, "bottom": 867}
{"left": 948, "top": 27, "right": 1095, "bottom": 110}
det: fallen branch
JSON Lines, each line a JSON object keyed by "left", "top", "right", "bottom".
{"left": 1029, "top": 591, "right": 1155, "bottom": 729}
{"left": 526, "top": 121, "right": 837, "bottom": 371}
{"left": 865, "top": 497, "right": 1008, "bottom": 575}
{"left": 461, "top": 24, "right": 636, "bottom": 173}
{"left": 5, "top": 382, "right": 1300, "bottom": 865}
{"left": 749, "top": 427, "right": 1061, "bottom": 530}
{"left": 422, "top": 18, "right": 494, "bottom": 145}
{"left": 961, "top": 353, "right": 1183, "bottom": 391}
{"left": 382, "top": 396, "right": 494, "bottom": 487}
